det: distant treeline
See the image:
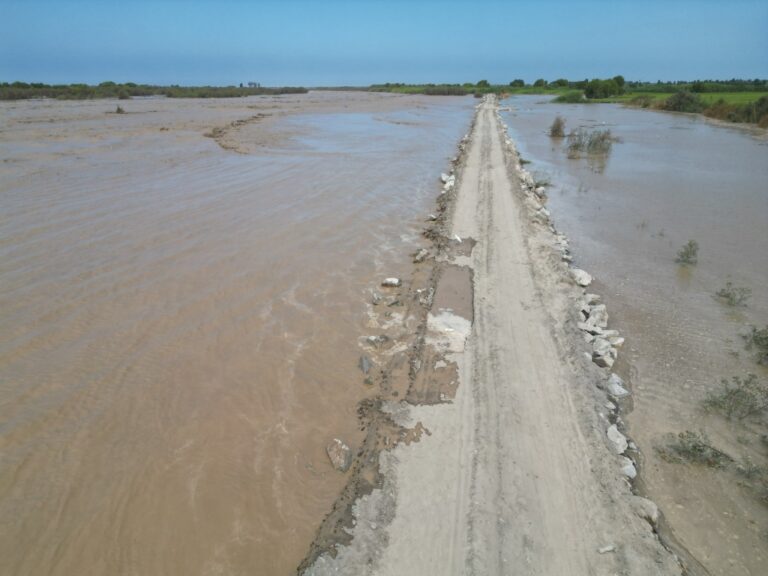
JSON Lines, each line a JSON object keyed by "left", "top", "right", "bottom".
{"left": 0, "top": 81, "right": 308, "bottom": 100}
{"left": 368, "top": 77, "right": 768, "bottom": 126}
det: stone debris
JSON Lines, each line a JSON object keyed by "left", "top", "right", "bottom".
{"left": 598, "top": 545, "right": 615, "bottom": 554}
{"left": 326, "top": 438, "right": 352, "bottom": 472}
{"left": 607, "top": 425, "right": 628, "bottom": 454}
{"left": 453, "top": 234, "right": 462, "bottom": 244}
{"left": 571, "top": 268, "right": 593, "bottom": 287}
{"left": 381, "top": 277, "right": 402, "bottom": 287}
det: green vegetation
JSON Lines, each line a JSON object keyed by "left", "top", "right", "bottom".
{"left": 702, "top": 374, "right": 768, "bottom": 420}
{"left": 657, "top": 430, "right": 732, "bottom": 467}
{"left": 663, "top": 91, "right": 706, "bottom": 113}
{"left": 0, "top": 81, "right": 308, "bottom": 100}
{"left": 743, "top": 325, "right": 768, "bottom": 365}
{"left": 549, "top": 116, "right": 566, "bottom": 137}
{"left": 584, "top": 76, "right": 625, "bottom": 99}
{"left": 553, "top": 90, "right": 585, "bottom": 103}
{"left": 675, "top": 240, "right": 699, "bottom": 265}
{"left": 566, "top": 128, "right": 613, "bottom": 158}
{"left": 716, "top": 281, "right": 751, "bottom": 306}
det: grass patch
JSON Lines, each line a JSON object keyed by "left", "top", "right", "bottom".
{"left": 716, "top": 281, "right": 751, "bottom": 306}
{"left": 702, "top": 374, "right": 768, "bottom": 420}
{"left": 657, "top": 430, "right": 732, "bottom": 467}
{"left": 549, "top": 116, "right": 566, "bottom": 137}
{"left": 675, "top": 240, "right": 699, "bottom": 265}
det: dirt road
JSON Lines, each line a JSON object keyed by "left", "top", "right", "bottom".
{"left": 307, "top": 97, "right": 682, "bottom": 575}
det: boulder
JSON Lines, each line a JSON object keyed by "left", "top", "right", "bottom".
{"left": 326, "top": 439, "right": 352, "bottom": 472}
{"left": 381, "top": 277, "right": 402, "bottom": 287}
{"left": 619, "top": 456, "right": 637, "bottom": 479}
{"left": 585, "top": 304, "right": 609, "bottom": 329}
{"left": 607, "top": 425, "right": 628, "bottom": 454}
{"left": 571, "top": 268, "right": 592, "bottom": 287}
{"left": 585, "top": 293, "right": 601, "bottom": 305}
{"left": 632, "top": 496, "right": 660, "bottom": 526}
{"left": 608, "top": 336, "right": 625, "bottom": 348}
{"left": 607, "top": 374, "right": 630, "bottom": 398}
{"left": 366, "top": 335, "right": 389, "bottom": 347}
{"left": 440, "top": 173, "right": 451, "bottom": 184}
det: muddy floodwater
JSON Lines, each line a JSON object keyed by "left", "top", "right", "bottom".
{"left": 0, "top": 92, "right": 473, "bottom": 575}
{"left": 502, "top": 95, "right": 768, "bottom": 576}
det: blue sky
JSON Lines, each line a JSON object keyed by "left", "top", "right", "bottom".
{"left": 2, "top": 0, "right": 767, "bottom": 86}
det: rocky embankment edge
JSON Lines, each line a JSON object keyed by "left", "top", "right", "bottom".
{"left": 296, "top": 104, "right": 481, "bottom": 574}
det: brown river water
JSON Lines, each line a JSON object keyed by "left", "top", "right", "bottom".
{"left": 0, "top": 92, "right": 473, "bottom": 575}
{"left": 502, "top": 96, "right": 768, "bottom": 576}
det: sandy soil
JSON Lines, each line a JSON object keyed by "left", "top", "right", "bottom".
{"left": 303, "top": 97, "right": 684, "bottom": 575}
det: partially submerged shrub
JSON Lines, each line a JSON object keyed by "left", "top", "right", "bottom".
{"left": 716, "top": 281, "right": 751, "bottom": 306}
{"left": 702, "top": 374, "right": 768, "bottom": 419}
{"left": 115, "top": 105, "right": 125, "bottom": 114}
{"left": 566, "top": 128, "right": 613, "bottom": 158}
{"left": 657, "top": 430, "right": 732, "bottom": 467}
{"left": 675, "top": 240, "right": 699, "bottom": 265}
{"left": 549, "top": 116, "right": 566, "bottom": 137}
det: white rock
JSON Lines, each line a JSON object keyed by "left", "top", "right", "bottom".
{"left": 585, "top": 293, "right": 601, "bottom": 305}
{"left": 593, "top": 337, "right": 613, "bottom": 357}
{"left": 381, "top": 277, "right": 402, "bottom": 287}
{"left": 577, "top": 321, "right": 603, "bottom": 335}
{"left": 571, "top": 268, "right": 592, "bottom": 287}
{"left": 598, "top": 545, "right": 615, "bottom": 554}
{"left": 440, "top": 172, "right": 451, "bottom": 183}
{"left": 607, "top": 425, "right": 628, "bottom": 454}
{"left": 608, "top": 336, "right": 625, "bottom": 348}
{"left": 601, "top": 329, "right": 620, "bottom": 338}
{"left": 607, "top": 374, "right": 630, "bottom": 398}
{"left": 453, "top": 234, "right": 462, "bottom": 243}
{"left": 619, "top": 456, "right": 637, "bottom": 479}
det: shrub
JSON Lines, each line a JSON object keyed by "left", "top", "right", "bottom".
{"left": 533, "top": 78, "right": 547, "bottom": 88}
{"left": 663, "top": 91, "right": 705, "bottom": 113}
{"left": 702, "top": 374, "right": 768, "bottom": 419}
{"left": 675, "top": 240, "right": 699, "bottom": 265}
{"left": 509, "top": 79, "right": 525, "bottom": 87}
{"left": 716, "top": 281, "right": 751, "bottom": 306}
{"left": 549, "top": 116, "right": 566, "bottom": 137}
{"left": 656, "top": 430, "right": 732, "bottom": 467}
{"left": 566, "top": 128, "right": 613, "bottom": 158}
{"left": 585, "top": 78, "right": 622, "bottom": 99}
{"left": 553, "top": 90, "right": 584, "bottom": 103}
{"left": 743, "top": 325, "right": 768, "bottom": 365}
{"left": 115, "top": 105, "right": 125, "bottom": 114}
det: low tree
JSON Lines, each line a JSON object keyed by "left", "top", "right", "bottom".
{"left": 533, "top": 78, "right": 547, "bottom": 88}
{"left": 509, "top": 79, "right": 525, "bottom": 87}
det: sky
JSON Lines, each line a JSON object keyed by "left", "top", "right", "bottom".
{"left": 2, "top": 0, "right": 767, "bottom": 86}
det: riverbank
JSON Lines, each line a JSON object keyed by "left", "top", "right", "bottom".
{"left": 301, "top": 96, "right": 683, "bottom": 575}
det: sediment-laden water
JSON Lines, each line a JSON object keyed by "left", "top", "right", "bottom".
{"left": 502, "top": 95, "right": 768, "bottom": 576}
{"left": 0, "top": 93, "right": 473, "bottom": 575}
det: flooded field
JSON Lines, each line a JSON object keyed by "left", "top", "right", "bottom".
{"left": 502, "top": 95, "right": 768, "bottom": 575}
{"left": 0, "top": 92, "right": 473, "bottom": 575}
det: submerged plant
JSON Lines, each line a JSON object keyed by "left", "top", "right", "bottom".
{"left": 549, "top": 116, "right": 566, "bottom": 137}
{"left": 702, "top": 374, "right": 768, "bottom": 419}
{"left": 675, "top": 240, "right": 699, "bottom": 265}
{"left": 115, "top": 105, "right": 125, "bottom": 114}
{"left": 716, "top": 281, "right": 751, "bottom": 306}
